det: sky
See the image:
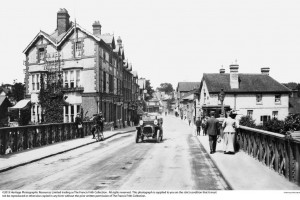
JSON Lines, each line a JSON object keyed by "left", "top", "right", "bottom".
{"left": 1, "top": 0, "right": 300, "bottom": 89}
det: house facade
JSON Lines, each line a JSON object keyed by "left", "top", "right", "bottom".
{"left": 199, "top": 65, "right": 290, "bottom": 124}
{"left": 23, "top": 8, "right": 139, "bottom": 126}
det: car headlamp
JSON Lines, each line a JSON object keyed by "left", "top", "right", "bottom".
{"left": 154, "top": 120, "right": 158, "bottom": 125}
{"left": 139, "top": 120, "right": 144, "bottom": 126}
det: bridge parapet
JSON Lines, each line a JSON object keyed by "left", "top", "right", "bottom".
{"left": 238, "top": 125, "right": 300, "bottom": 186}
{"left": 0, "top": 121, "right": 115, "bottom": 155}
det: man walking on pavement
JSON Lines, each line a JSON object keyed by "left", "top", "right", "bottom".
{"left": 195, "top": 117, "right": 202, "bottom": 136}
{"left": 205, "top": 111, "right": 220, "bottom": 154}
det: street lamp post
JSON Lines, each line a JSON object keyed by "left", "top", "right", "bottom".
{"left": 218, "top": 88, "right": 225, "bottom": 117}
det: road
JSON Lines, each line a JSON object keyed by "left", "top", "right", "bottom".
{"left": 0, "top": 116, "right": 229, "bottom": 190}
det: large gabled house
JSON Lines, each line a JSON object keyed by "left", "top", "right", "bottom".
{"left": 23, "top": 8, "right": 139, "bottom": 126}
{"left": 199, "top": 64, "right": 291, "bottom": 124}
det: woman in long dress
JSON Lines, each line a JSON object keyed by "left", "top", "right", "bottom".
{"left": 222, "top": 111, "right": 239, "bottom": 154}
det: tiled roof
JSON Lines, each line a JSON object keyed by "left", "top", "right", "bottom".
{"left": 177, "top": 82, "right": 201, "bottom": 92}
{"left": 203, "top": 73, "right": 291, "bottom": 93}
{"left": 180, "top": 88, "right": 198, "bottom": 100}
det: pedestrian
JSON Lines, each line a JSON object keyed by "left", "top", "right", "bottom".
{"left": 195, "top": 117, "right": 202, "bottom": 136}
{"left": 222, "top": 110, "right": 239, "bottom": 154}
{"left": 201, "top": 117, "right": 207, "bottom": 136}
{"left": 205, "top": 111, "right": 220, "bottom": 154}
{"left": 75, "top": 113, "right": 84, "bottom": 138}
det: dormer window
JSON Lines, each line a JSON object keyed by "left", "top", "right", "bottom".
{"left": 38, "top": 48, "right": 45, "bottom": 63}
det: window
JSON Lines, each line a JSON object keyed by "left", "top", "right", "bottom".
{"left": 260, "top": 115, "right": 270, "bottom": 123}
{"left": 64, "top": 71, "right": 68, "bottom": 88}
{"left": 70, "top": 106, "right": 74, "bottom": 122}
{"left": 275, "top": 94, "right": 281, "bottom": 104}
{"left": 75, "top": 41, "right": 82, "bottom": 57}
{"left": 76, "top": 70, "right": 80, "bottom": 87}
{"left": 272, "top": 111, "right": 278, "bottom": 119}
{"left": 38, "top": 48, "right": 45, "bottom": 63}
{"left": 36, "top": 74, "right": 40, "bottom": 90}
{"left": 70, "top": 71, "right": 74, "bottom": 88}
{"left": 247, "top": 110, "right": 253, "bottom": 118}
{"left": 65, "top": 106, "right": 69, "bottom": 122}
{"left": 103, "top": 72, "right": 106, "bottom": 93}
{"left": 256, "top": 94, "right": 262, "bottom": 104}
{"left": 32, "top": 75, "right": 35, "bottom": 91}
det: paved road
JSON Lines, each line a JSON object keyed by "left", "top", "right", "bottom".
{"left": 0, "top": 116, "right": 229, "bottom": 190}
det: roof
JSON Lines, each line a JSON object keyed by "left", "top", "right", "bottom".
{"left": 177, "top": 82, "right": 201, "bottom": 92}
{"left": 23, "top": 22, "right": 108, "bottom": 54}
{"left": 180, "top": 88, "right": 198, "bottom": 101}
{"left": 8, "top": 99, "right": 31, "bottom": 110}
{"left": 0, "top": 96, "right": 6, "bottom": 106}
{"left": 202, "top": 73, "right": 291, "bottom": 93}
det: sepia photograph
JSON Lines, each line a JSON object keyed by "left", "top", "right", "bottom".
{"left": 0, "top": 0, "right": 300, "bottom": 199}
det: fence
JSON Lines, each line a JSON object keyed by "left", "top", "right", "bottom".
{"left": 237, "top": 125, "right": 300, "bottom": 186}
{"left": 0, "top": 121, "right": 115, "bottom": 155}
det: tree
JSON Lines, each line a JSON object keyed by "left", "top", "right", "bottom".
{"left": 8, "top": 82, "right": 25, "bottom": 102}
{"left": 144, "top": 80, "right": 154, "bottom": 101}
{"left": 157, "top": 83, "right": 174, "bottom": 94}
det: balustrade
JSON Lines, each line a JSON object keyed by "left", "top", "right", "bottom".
{"left": 238, "top": 125, "right": 300, "bottom": 186}
{"left": 0, "top": 121, "right": 117, "bottom": 156}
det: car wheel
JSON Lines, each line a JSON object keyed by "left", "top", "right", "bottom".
{"left": 156, "top": 130, "right": 160, "bottom": 143}
{"left": 135, "top": 131, "right": 140, "bottom": 143}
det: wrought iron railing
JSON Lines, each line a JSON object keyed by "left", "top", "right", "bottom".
{"left": 0, "top": 121, "right": 115, "bottom": 155}
{"left": 237, "top": 125, "right": 300, "bottom": 186}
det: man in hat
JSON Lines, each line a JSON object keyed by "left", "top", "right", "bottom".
{"left": 205, "top": 111, "right": 220, "bottom": 154}
{"left": 75, "top": 113, "right": 83, "bottom": 138}
{"left": 195, "top": 117, "right": 202, "bottom": 136}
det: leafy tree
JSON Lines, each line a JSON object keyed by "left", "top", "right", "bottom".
{"left": 8, "top": 82, "right": 25, "bottom": 102}
{"left": 38, "top": 74, "right": 65, "bottom": 123}
{"left": 262, "top": 118, "right": 285, "bottom": 134}
{"left": 157, "top": 83, "right": 174, "bottom": 94}
{"left": 144, "top": 80, "right": 154, "bottom": 101}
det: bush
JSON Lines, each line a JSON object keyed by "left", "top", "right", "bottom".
{"left": 283, "top": 113, "right": 300, "bottom": 133}
{"left": 239, "top": 115, "right": 256, "bottom": 128}
{"left": 262, "top": 118, "right": 285, "bottom": 134}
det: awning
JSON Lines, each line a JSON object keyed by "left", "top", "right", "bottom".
{"left": 8, "top": 99, "right": 31, "bottom": 111}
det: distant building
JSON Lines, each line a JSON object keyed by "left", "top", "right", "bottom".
{"left": 199, "top": 65, "right": 291, "bottom": 124}
{"left": 0, "top": 94, "right": 12, "bottom": 127}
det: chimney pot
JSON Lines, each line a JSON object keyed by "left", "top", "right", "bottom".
{"left": 261, "top": 67, "right": 270, "bottom": 75}
{"left": 220, "top": 68, "right": 225, "bottom": 74}
{"left": 229, "top": 63, "right": 239, "bottom": 89}
{"left": 92, "top": 21, "right": 102, "bottom": 36}
{"left": 57, "top": 8, "right": 70, "bottom": 36}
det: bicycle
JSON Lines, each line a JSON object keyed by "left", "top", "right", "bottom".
{"left": 95, "top": 125, "right": 104, "bottom": 141}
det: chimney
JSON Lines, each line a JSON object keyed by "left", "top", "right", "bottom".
{"left": 117, "top": 36, "right": 122, "bottom": 47}
{"left": 57, "top": 8, "right": 70, "bottom": 36}
{"left": 229, "top": 63, "right": 239, "bottom": 89}
{"left": 261, "top": 67, "right": 270, "bottom": 75}
{"left": 92, "top": 21, "right": 101, "bottom": 36}
{"left": 220, "top": 68, "right": 225, "bottom": 74}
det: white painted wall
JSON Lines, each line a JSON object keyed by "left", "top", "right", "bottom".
{"left": 28, "top": 48, "right": 37, "bottom": 64}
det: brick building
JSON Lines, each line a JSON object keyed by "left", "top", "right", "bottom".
{"left": 23, "top": 8, "right": 139, "bottom": 126}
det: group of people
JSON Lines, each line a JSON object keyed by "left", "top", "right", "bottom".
{"left": 195, "top": 110, "right": 239, "bottom": 154}
{"left": 74, "top": 112, "right": 105, "bottom": 139}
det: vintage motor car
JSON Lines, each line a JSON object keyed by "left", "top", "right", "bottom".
{"left": 135, "top": 112, "right": 163, "bottom": 143}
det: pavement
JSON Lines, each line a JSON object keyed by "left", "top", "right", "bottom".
{"left": 0, "top": 126, "right": 136, "bottom": 173}
{"left": 180, "top": 117, "right": 300, "bottom": 190}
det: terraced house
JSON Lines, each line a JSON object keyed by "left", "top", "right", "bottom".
{"left": 23, "top": 8, "right": 139, "bottom": 127}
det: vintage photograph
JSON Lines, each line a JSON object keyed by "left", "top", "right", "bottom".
{"left": 0, "top": 0, "right": 300, "bottom": 199}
